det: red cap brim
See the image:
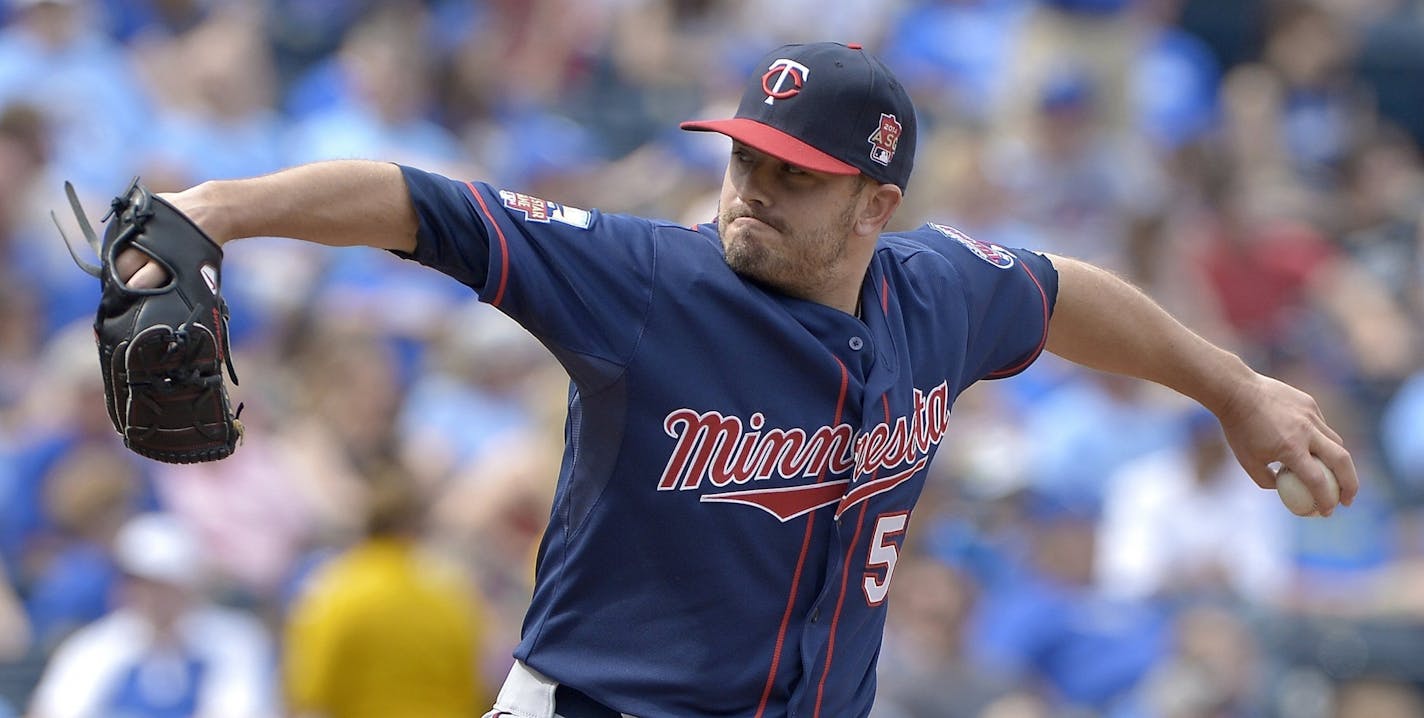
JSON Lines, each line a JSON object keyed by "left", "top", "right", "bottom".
{"left": 679, "top": 118, "right": 860, "bottom": 176}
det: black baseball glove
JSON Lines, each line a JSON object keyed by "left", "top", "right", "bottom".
{"left": 55, "top": 179, "right": 243, "bottom": 463}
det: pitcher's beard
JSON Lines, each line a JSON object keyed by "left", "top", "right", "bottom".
{"left": 718, "top": 210, "right": 780, "bottom": 285}
{"left": 717, "top": 205, "right": 854, "bottom": 299}
{"left": 720, "top": 224, "right": 772, "bottom": 280}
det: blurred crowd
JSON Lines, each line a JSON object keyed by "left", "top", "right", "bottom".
{"left": 1, "top": 0, "right": 1423, "bottom": 716}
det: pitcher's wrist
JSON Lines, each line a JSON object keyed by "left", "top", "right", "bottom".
{"left": 163, "top": 181, "right": 234, "bottom": 246}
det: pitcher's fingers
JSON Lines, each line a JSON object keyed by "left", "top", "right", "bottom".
{"left": 114, "top": 248, "right": 150, "bottom": 281}
{"left": 128, "top": 261, "right": 168, "bottom": 290}
{"left": 1316, "top": 441, "right": 1359, "bottom": 506}
{"left": 1311, "top": 413, "right": 1344, "bottom": 446}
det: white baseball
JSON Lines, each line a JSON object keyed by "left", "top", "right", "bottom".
{"left": 1275, "top": 459, "right": 1340, "bottom": 517}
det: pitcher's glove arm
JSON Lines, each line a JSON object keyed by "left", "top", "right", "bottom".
{"left": 55, "top": 179, "right": 243, "bottom": 463}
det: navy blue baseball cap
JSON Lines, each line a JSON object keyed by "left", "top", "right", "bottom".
{"left": 681, "top": 42, "right": 917, "bottom": 191}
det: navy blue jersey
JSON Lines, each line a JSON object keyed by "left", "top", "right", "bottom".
{"left": 396, "top": 165, "right": 1058, "bottom": 717}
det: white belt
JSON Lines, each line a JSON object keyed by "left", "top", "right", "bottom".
{"left": 484, "top": 660, "right": 638, "bottom": 718}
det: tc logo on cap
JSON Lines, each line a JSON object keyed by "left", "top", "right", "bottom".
{"left": 762, "top": 59, "right": 809, "bottom": 105}
{"left": 868, "top": 113, "right": 902, "bottom": 166}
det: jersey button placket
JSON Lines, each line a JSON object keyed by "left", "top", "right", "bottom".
{"left": 848, "top": 336, "right": 864, "bottom": 351}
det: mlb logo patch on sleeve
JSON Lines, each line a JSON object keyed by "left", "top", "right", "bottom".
{"left": 929, "top": 222, "right": 1015, "bottom": 269}
{"left": 499, "top": 190, "right": 593, "bottom": 229}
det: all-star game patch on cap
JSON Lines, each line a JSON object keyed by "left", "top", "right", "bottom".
{"left": 681, "top": 42, "right": 917, "bottom": 191}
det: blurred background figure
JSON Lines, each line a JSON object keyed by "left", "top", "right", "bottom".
{"left": 0, "top": 559, "right": 31, "bottom": 717}
{"left": 989, "top": 65, "right": 1168, "bottom": 273}
{"left": 1332, "top": 678, "right": 1424, "bottom": 718}
{"left": 1096, "top": 407, "right": 1292, "bottom": 604}
{"left": 281, "top": 2, "right": 471, "bottom": 179}
{"left": 967, "top": 492, "right": 1172, "bottom": 715}
{"left": 282, "top": 469, "right": 493, "bottom": 718}
{"left": 0, "top": 561, "right": 28, "bottom": 663}
{"left": 26, "top": 513, "right": 276, "bottom": 718}
{"left": 22, "top": 441, "right": 145, "bottom": 654}
{"left": 0, "top": 0, "right": 150, "bottom": 192}
{"left": 1129, "top": 604, "right": 1270, "bottom": 718}
{"left": 131, "top": 4, "right": 286, "bottom": 190}
{"left": 873, "top": 556, "right": 1015, "bottom": 718}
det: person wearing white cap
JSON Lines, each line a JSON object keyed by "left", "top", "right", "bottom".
{"left": 27, "top": 513, "right": 278, "bottom": 718}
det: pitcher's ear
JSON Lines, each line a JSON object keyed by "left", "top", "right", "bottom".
{"left": 855, "top": 181, "right": 902, "bottom": 236}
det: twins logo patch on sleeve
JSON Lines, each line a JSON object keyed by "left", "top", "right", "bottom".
{"left": 929, "top": 222, "right": 1015, "bottom": 269}
{"left": 499, "top": 190, "right": 593, "bottom": 229}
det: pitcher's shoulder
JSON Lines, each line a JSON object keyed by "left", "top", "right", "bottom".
{"left": 879, "top": 223, "right": 1024, "bottom": 271}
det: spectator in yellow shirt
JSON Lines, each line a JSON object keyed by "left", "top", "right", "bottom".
{"left": 284, "top": 471, "right": 492, "bottom": 718}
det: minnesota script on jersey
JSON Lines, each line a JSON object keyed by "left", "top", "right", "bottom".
{"left": 395, "top": 166, "right": 1057, "bottom": 717}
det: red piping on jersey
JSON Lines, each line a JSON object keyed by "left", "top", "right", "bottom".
{"left": 754, "top": 358, "right": 850, "bottom": 718}
{"left": 814, "top": 501, "right": 870, "bottom": 717}
{"left": 880, "top": 275, "right": 889, "bottom": 315}
{"left": 466, "top": 182, "right": 511, "bottom": 307}
{"left": 812, "top": 395, "right": 889, "bottom": 717}
{"left": 987, "top": 259, "right": 1049, "bottom": 378}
